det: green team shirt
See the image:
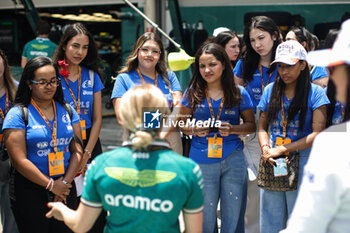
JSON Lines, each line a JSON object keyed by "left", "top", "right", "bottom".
{"left": 81, "top": 141, "right": 204, "bottom": 233}
{"left": 22, "top": 37, "right": 57, "bottom": 61}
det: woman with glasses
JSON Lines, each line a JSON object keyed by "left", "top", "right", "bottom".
{"left": 46, "top": 84, "right": 204, "bottom": 233}
{"left": 111, "top": 32, "right": 183, "bottom": 154}
{"left": 257, "top": 40, "right": 329, "bottom": 233}
{"left": 3, "top": 56, "right": 83, "bottom": 233}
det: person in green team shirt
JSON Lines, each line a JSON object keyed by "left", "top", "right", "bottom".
{"left": 21, "top": 20, "right": 57, "bottom": 68}
{"left": 46, "top": 84, "right": 204, "bottom": 233}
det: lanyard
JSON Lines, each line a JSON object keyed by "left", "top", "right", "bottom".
{"left": 281, "top": 96, "right": 288, "bottom": 139}
{"left": 259, "top": 64, "right": 273, "bottom": 92}
{"left": 205, "top": 89, "right": 225, "bottom": 121}
{"left": 31, "top": 99, "right": 58, "bottom": 153}
{"left": 63, "top": 66, "right": 81, "bottom": 117}
{"left": 136, "top": 68, "right": 158, "bottom": 87}
{"left": 341, "top": 103, "right": 345, "bottom": 121}
{"left": 0, "top": 90, "right": 9, "bottom": 120}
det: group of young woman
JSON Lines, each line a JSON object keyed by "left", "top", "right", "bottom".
{"left": 1, "top": 22, "right": 104, "bottom": 233}
{"left": 1, "top": 15, "right": 345, "bottom": 233}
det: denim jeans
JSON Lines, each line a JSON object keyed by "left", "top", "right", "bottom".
{"left": 199, "top": 150, "right": 247, "bottom": 233}
{"left": 260, "top": 153, "right": 310, "bottom": 233}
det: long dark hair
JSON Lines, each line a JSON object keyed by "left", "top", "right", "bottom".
{"left": 345, "top": 65, "right": 350, "bottom": 121}
{"left": 53, "top": 23, "right": 102, "bottom": 78}
{"left": 185, "top": 43, "right": 241, "bottom": 113}
{"left": 15, "top": 56, "right": 65, "bottom": 107}
{"left": 267, "top": 62, "right": 311, "bottom": 132}
{"left": 324, "top": 29, "right": 340, "bottom": 127}
{"left": 212, "top": 30, "right": 241, "bottom": 67}
{"left": 242, "top": 16, "right": 281, "bottom": 83}
{"left": 287, "top": 26, "right": 312, "bottom": 52}
{"left": 0, "top": 49, "right": 17, "bottom": 104}
{"left": 118, "top": 32, "right": 170, "bottom": 88}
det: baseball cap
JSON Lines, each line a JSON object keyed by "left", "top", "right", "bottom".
{"left": 271, "top": 40, "right": 307, "bottom": 65}
{"left": 307, "top": 19, "right": 350, "bottom": 67}
{"left": 213, "top": 27, "right": 230, "bottom": 37}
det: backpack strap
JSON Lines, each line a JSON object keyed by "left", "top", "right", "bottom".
{"left": 19, "top": 105, "right": 29, "bottom": 126}
{"left": 63, "top": 102, "right": 73, "bottom": 120}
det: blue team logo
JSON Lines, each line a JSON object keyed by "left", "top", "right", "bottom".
{"left": 143, "top": 110, "right": 161, "bottom": 129}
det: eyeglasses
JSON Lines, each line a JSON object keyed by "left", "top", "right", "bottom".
{"left": 31, "top": 78, "right": 60, "bottom": 87}
{"left": 139, "top": 47, "right": 161, "bottom": 56}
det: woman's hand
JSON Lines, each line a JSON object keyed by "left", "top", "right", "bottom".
{"left": 193, "top": 126, "right": 210, "bottom": 137}
{"left": 46, "top": 202, "right": 66, "bottom": 221}
{"left": 51, "top": 177, "right": 72, "bottom": 200}
{"left": 218, "top": 122, "right": 232, "bottom": 137}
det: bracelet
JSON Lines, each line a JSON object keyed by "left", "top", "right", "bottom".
{"left": 261, "top": 144, "right": 270, "bottom": 150}
{"left": 84, "top": 149, "right": 92, "bottom": 158}
{"left": 49, "top": 180, "right": 54, "bottom": 192}
{"left": 46, "top": 178, "right": 53, "bottom": 190}
{"left": 62, "top": 180, "right": 69, "bottom": 185}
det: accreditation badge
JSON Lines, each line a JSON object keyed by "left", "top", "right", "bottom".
{"left": 275, "top": 137, "right": 291, "bottom": 155}
{"left": 48, "top": 151, "right": 64, "bottom": 176}
{"left": 80, "top": 120, "right": 87, "bottom": 140}
{"left": 208, "top": 135, "right": 223, "bottom": 158}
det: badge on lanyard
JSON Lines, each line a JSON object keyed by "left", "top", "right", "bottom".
{"left": 208, "top": 135, "right": 223, "bottom": 158}
{"left": 48, "top": 151, "right": 65, "bottom": 176}
{"left": 277, "top": 96, "right": 292, "bottom": 155}
{"left": 205, "top": 90, "right": 225, "bottom": 158}
{"left": 275, "top": 137, "right": 291, "bottom": 155}
{"left": 80, "top": 120, "right": 86, "bottom": 140}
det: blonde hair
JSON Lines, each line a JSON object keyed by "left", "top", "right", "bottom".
{"left": 119, "top": 84, "right": 171, "bottom": 150}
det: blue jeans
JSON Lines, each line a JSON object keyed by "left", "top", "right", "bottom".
{"left": 199, "top": 150, "right": 247, "bottom": 233}
{"left": 260, "top": 154, "right": 309, "bottom": 233}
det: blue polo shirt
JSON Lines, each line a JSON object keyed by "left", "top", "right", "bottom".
{"left": 3, "top": 103, "right": 80, "bottom": 177}
{"left": 257, "top": 83, "right": 330, "bottom": 156}
{"left": 111, "top": 70, "right": 182, "bottom": 107}
{"left": 181, "top": 86, "right": 253, "bottom": 164}
{"left": 60, "top": 66, "right": 104, "bottom": 129}
{"left": 234, "top": 59, "right": 278, "bottom": 112}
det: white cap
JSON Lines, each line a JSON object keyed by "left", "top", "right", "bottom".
{"left": 271, "top": 40, "right": 307, "bottom": 65}
{"left": 213, "top": 27, "right": 230, "bottom": 37}
{"left": 307, "top": 19, "right": 350, "bottom": 67}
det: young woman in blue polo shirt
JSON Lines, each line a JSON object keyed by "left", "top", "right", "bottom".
{"left": 233, "top": 16, "right": 282, "bottom": 233}
{"left": 111, "top": 32, "right": 183, "bottom": 154}
{"left": 3, "top": 56, "right": 83, "bottom": 233}
{"left": 53, "top": 23, "right": 104, "bottom": 164}
{"left": 180, "top": 42, "right": 256, "bottom": 233}
{"left": 257, "top": 40, "right": 329, "bottom": 233}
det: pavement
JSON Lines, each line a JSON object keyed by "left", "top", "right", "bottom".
{"left": 100, "top": 95, "right": 124, "bottom": 152}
